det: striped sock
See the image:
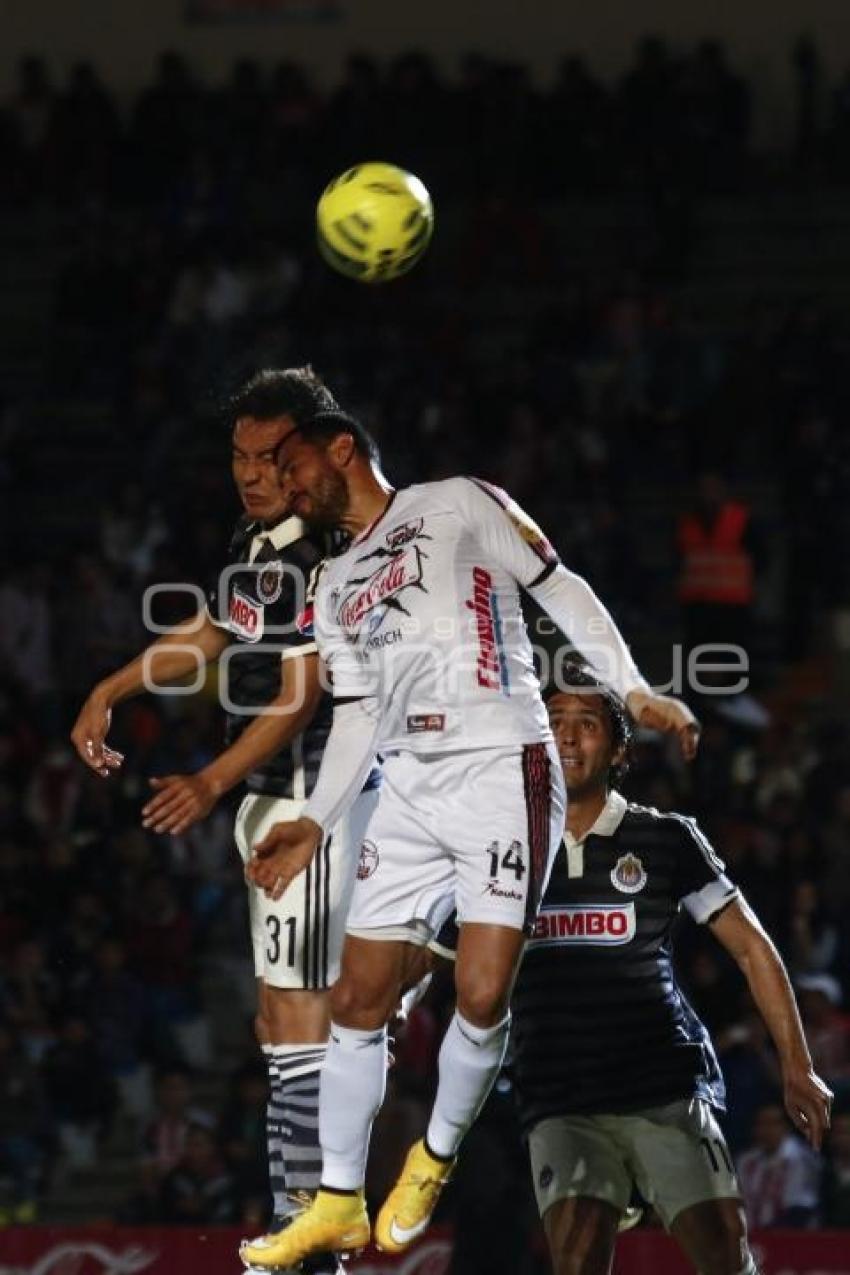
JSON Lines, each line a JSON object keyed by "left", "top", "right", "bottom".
{"left": 272, "top": 1044, "right": 327, "bottom": 1206}
{"left": 263, "top": 1044, "right": 288, "bottom": 1218}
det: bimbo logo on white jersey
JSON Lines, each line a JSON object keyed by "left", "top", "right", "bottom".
{"left": 530, "top": 903, "right": 636, "bottom": 946}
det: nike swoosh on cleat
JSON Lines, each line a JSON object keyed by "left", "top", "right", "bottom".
{"left": 389, "top": 1216, "right": 430, "bottom": 1245}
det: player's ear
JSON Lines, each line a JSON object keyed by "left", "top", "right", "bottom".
{"left": 328, "top": 431, "right": 356, "bottom": 468}
{"left": 612, "top": 744, "right": 627, "bottom": 771}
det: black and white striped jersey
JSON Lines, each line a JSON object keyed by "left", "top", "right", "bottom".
{"left": 207, "top": 515, "right": 332, "bottom": 801}
{"left": 511, "top": 791, "right": 739, "bottom": 1130}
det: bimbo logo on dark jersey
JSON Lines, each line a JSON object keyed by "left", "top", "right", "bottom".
{"left": 530, "top": 903, "right": 636, "bottom": 946}
{"left": 338, "top": 545, "right": 423, "bottom": 632}
{"left": 229, "top": 590, "right": 262, "bottom": 642}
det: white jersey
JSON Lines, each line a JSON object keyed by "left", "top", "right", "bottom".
{"left": 313, "top": 477, "right": 647, "bottom": 755}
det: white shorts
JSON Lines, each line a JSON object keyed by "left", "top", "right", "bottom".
{"left": 235, "top": 788, "right": 379, "bottom": 990}
{"left": 347, "top": 743, "right": 565, "bottom": 942}
{"left": 528, "top": 1097, "right": 740, "bottom": 1230}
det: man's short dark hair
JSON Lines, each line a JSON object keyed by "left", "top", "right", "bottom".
{"left": 228, "top": 366, "right": 379, "bottom": 462}
{"left": 543, "top": 661, "right": 634, "bottom": 787}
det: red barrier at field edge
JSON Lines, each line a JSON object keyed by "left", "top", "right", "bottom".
{"left": 0, "top": 1226, "right": 848, "bottom": 1274}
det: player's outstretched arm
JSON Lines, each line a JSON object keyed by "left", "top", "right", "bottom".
{"left": 455, "top": 478, "right": 700, "bottom": 760}
{"left": 70, "top": 611, "right": 229, "bottom": 777}
{"left": 141, "top": 650, "right": 324, "bottom": 836}
{"left": 248, "top": 695, "right": 381, "bottom": 899}
{"left": 710, "top": 896, "right": 833, "bottom": 1149}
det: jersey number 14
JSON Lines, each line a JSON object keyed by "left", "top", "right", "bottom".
{"left": 487, "top": 840, "right": 526, "bottom": 881}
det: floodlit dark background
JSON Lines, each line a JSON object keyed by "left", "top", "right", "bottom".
{"left": 1, "top": 1, "right": 850, "bottom": 1265}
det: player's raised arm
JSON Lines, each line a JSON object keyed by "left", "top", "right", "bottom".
{"left": 456, "top": 477, "right": 700, "bottom": 759}
{"left": 709, "top": 896, "right": 833, "bottom": 1149}
{"left": 141, "top": 647, "right": 325, "bottom": 835}
{"left": 70, "top": 610, "right": 229, "bottom": 777}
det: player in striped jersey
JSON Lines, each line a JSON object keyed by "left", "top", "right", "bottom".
{"left": 71, "top": 369, "right": 379, "bottom": 1275}
{"left": 512, "top": 666, "right": 832, "bottom": 1275}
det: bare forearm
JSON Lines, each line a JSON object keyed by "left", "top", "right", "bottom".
{"left": 97, "top": 615, "right": 227, "bottom": 706}
{"left": 202, "top": 680, "right": 323, "bottom": 799}
{"left": 740, "top": 935, "right": 811, "bottom": 1071}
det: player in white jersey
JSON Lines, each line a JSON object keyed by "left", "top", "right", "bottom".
{"left": 241, "top": 386, "right": 699, "bottom": 1269}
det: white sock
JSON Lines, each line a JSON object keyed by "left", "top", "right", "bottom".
{"left": 425, "top": 1011, "right": 510, "bottom": 1160}
{"left": 319, "top": 1021, "right": 388, "bottom": 1191}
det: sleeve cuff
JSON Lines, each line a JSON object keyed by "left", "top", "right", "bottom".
{"left": 681, "top": 878, "right": 739, "bottom": 925}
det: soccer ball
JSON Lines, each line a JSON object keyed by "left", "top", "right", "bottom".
{"left": 316, "top": 162, "right": 434, "bottom": 284}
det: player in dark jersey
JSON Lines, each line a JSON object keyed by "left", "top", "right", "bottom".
{"left": 71, "top": 368, "right": 378, "bottom": 1275}
{"left": 511, "top": 665, "right": 832, "bottom": 1275}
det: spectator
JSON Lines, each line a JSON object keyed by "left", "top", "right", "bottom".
{"left": 84, "top": 939, "right": 152, "bottom": 1123}
{"left": 822, "top": 1109, "right": 850, "bottom": 1226}
{"left": 158, "top": 1122, "right": 237, "bottom": 1225}
{"left": 676, "top": 471, "right": 758, "bottom": 692}
{"left": 796, "top": 975, "right": 850, "bottom": 1093}
{"left": 218, "top": 1061, "right": 268, "bottom": 1224}
{"left": 0, "top": 1021, "right": 49, "bottom": 1224}
{"left": 737, "top": 1102, "right": 821, "bottom": 1227}
{"left": 787, "top": 880, "right": 840, "bottom": 976}
{"left": 42, "top": 1015, "right": 116, "bottom": 1168}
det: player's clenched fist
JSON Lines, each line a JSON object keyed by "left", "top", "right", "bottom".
{"left": 248, "top": 816, "right": 323, "bottom": 900}
{"left": 625, "top": 690, "right": 701, "bottom": 761}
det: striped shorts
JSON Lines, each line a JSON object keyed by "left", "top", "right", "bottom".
{"left": 346, "top": 742, "right": 565, "bottom": 942}
{"left": 234, "top": 788, "right": 379, "bottom": 989}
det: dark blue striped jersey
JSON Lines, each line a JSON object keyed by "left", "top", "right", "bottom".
{"left": 207, "top": 515, "right": 331, "bottom": 800}
{"left": 512, "top": 791, "right": 739, "bottom": 1129}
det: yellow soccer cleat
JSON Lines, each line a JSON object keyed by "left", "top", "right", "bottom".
{"left": 239, "top": 1190, "right": 369, "bottom": 1270}
{"left": 374, "top": 1139, "right": 454, "bottom": 1254}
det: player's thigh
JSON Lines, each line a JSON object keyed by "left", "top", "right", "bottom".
{"left": 238, "top": 793, "right": 345, "bottom": 991}
{"left": 529, "top": 1114, "right": 633, "bottom": 1243}
{"left": 626, "top": 1098, "right": 741, "bottom": 1233}
{"left": 449, "top": 742, "right": 565, "bottom": 936}
{"left": 543, "top": 1197, "right": 620, "bottom": 1275}
{"left": 670, "top": 1198, "right": 750, "bottom": 1275}
{"left": 345, "top": 753, "right": 455, "bottom": 938}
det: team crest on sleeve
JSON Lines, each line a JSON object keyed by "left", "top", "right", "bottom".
{"left": 470, "top": 478, "right": 558, "bottom": 565}
{"left": 611, "top": 853, "right": 647, "bottom": 894}
{"left": 257, "top": 559, "right": 284, "bottom": 604}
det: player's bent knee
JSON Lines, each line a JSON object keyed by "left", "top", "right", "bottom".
{"left": 330, "top": 974, "right": 396, "bottom": 1028}
{"left": 455, "top": 976, "right": 511, "bottom": 1028}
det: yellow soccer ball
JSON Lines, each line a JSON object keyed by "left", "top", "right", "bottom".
{"left": 316, "top": 161, "right": 434, "bottom": 284}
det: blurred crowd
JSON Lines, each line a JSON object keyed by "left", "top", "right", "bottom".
{"left": 3, "top": 34, "right": 850, "bottom": 212}
{"left": 1, "top": 33, "right": 850, "bottom": 1260}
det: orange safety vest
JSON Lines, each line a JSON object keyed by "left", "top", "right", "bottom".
{"left": 678, "top": 502, "right": 754, "bottom": 605}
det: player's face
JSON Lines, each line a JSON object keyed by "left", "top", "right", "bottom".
{"left": 277, "top": 433, "right": 349, "bottom": 529}
{"left": 232, "top": 416, "right": 296, "bottom": 522}
{"left": 547, "top": 692, "right": 616, "bottom": 799}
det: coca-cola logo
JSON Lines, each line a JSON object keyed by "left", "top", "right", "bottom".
{"left": 0, "top": 1241, "right": 157, "bottom": 1275}
{"left": 338, "top": 546, "right": 424, "bottom": 633}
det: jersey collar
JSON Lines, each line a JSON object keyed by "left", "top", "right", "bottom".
{"left": 253, "top": 516, "right": 307, "bottom": 552}
{"left": 564, "top": 789, "right": 628, "bottom": 849}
